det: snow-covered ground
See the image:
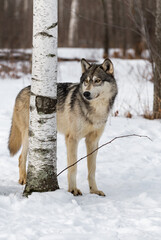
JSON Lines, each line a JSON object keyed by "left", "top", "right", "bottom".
{"left": 0, "top": 49, "right": 161, "bottom": 240}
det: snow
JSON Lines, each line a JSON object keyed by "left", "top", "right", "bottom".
{"left": 58, "top": 47, "right": 150, "bottom": 60}
{"left": 0, "top": 48, "right": 161, "bottom": 239}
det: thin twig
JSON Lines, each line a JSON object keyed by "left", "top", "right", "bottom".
{"left": 57, "top": 134, "right": 152, "bottom": 177}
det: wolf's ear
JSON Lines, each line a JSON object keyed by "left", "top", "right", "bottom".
{"left": 81, "top": 58, "right": 91, "bottom": 73}
{"left": 101, "top": 58, "right": 114, "bottom": 75}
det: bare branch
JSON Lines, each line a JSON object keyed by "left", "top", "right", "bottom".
{"left": 57, "top": 134, "right": 152, "bottom": 177}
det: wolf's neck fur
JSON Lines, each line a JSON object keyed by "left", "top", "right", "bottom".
{"left": 80, "top": 92, "right": 110, "bottom": 127}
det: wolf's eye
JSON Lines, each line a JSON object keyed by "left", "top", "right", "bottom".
{"left": 94, "top": 79, "right": 101, "bottom": 84}
{"left": 84, "top": 79, "right": 89, "bottom": 85}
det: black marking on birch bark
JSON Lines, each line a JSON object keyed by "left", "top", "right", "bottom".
{"left": 33, "top": 148, "right": 51, "bottom": 155}
{"left": 46, "top": 54, "right": 56, "bottom": 58}
{"left": 47, "top": 136, "right": 57, "bottom": 142}
{"left": 32, "top": 77, "right": 41, "bottom": 82}
{"left": 36, "top": 96, "right": 57, "bottom": 114}
{"left": 35, "top": 137, "right": 56, "bottom": 143}
{"left": 29, "top": 129, "right": 34, "bottom": 137}
{"left": 30, "top": 105, "right": 35, "bottom": 112}
{"left": 38, "top": 31, "right": 53, "bottom": 38}
{"left": 38, "top": 116, "right": 55, "bottom": 122}
{"left": 38, "top": 119, "right": 47, "bottom": 124}
{"left": 47, "top": 22, "right": 58, "bottom": 30}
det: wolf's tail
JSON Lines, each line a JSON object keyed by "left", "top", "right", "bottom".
{"left": 8, "top": 116, "right": 22, "bottom": 156}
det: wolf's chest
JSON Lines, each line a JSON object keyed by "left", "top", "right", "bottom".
{"left": 89, "top": 100, "right": 109, "bottom": 122}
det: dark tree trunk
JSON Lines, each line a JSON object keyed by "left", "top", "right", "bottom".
{"left": 121, "top": 1, "right": 127, "bottom": 57}
{"left": 101, "top": 0, "right": 109, "bottom": 58}
{"left": 153, "top": 0, "right": 161, "bottom": 118}
{"left": 68, "top": 0, "right": 79, "bottom": 47}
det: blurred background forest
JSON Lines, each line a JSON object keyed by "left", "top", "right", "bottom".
{"left": 0, "top": 0, "right": 156, "bottom": 59}
{"left": 1, "top": 0, "right": 161, "bottom": 118}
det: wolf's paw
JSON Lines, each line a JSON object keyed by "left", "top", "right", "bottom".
{"left": 19, "top": 177, "right": 26, "bottom": 185}
{"left": 90, "top": 189, "right": 106, "bottom": 196}
{"left": 69, "top": 188, "right": 82, "bottom": 196}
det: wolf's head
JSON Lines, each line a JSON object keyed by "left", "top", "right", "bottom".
{"left": 80, "top": 58, "right": 117, "bottom": 102}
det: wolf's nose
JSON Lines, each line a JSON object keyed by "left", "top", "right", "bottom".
{"left": 83, "top": 91, "right": 91, "bottom": 99}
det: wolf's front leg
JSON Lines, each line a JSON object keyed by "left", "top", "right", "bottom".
{"left": 65, "top": 135, "right": 82, "bottom": 196}
{"left": 86, "top": 132, "right": 105, "bottom": 196}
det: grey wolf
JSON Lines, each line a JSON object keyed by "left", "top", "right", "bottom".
{"left": 8, "top": 58, "right": 118, "bottom": 196}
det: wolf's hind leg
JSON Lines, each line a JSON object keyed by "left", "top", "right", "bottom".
{"left": 19, "top": 131, "right": 28, "bottom": 185}
{"left": 86, "top": 132, "right": 105, "bottom": 196}
{"left": 65, "top": 135, "right": 82, "bottom": 196}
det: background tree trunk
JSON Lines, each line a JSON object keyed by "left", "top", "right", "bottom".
{"left": 101, "top": 0, "right": 109, "bottom": 58}
{"left": 153, "top": 0, "right": 161, "bottom": 118}
{"left": 130, "top": 0, "right": 145, "bottom": 58}
{"left": 121, "top": 1, "right": 127, "bottom": 57}
{"left": 68, "top": 0, "right": 79, "bottom": 47}
{"left": 24, "top": 0, "right": 59, "bottom": 196}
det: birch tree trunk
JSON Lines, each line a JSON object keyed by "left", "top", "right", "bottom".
{"left": 153, "top": 0, "right": 161, "bottom": 118}
{"left": 68, "top": 0, "right": 79, "bottom": 47}
{"left": 23, "top": 0, "right": 59, "bottom": 196}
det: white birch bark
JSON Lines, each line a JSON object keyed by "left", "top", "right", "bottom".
{"left": 24, "top": 0, "right": 59, "bottom": 196}
{"left": 68, "top": 0, "right": 79, "bottom": 47}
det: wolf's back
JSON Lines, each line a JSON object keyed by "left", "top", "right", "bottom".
{"left": 8, "top": 83, "right": 77, "bottom": 155}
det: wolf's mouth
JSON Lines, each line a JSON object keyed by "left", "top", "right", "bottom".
{"left": 91, "top": 93, "right": 100, "bottom": 100}
{"left": 95, "top": 93, "right": 100, "bottom": 99}
{"left": 84, "top": 93, "right": 100, "bottom": 101}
